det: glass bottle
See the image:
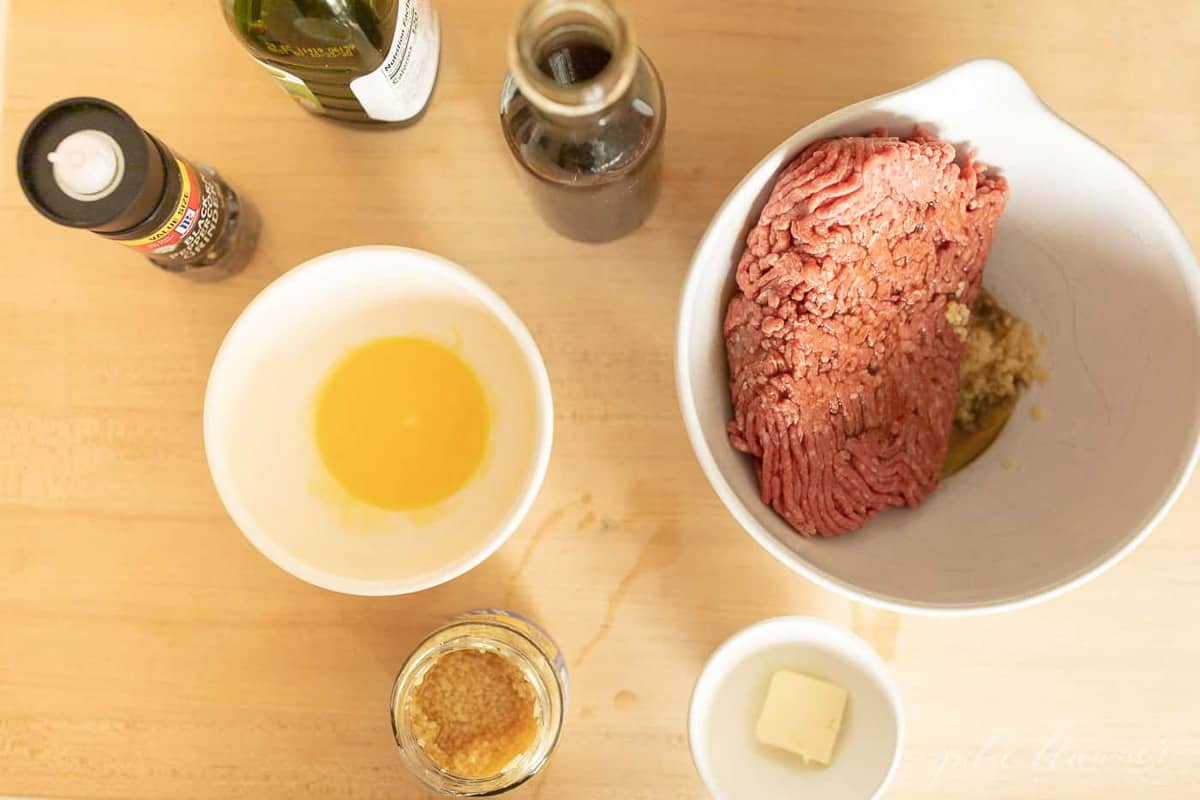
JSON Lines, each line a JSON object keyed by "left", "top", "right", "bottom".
{"left": 221, "top": 0, "right": 440, "bottom": 125}
{"left": 499, "top": 0, "right": 666, "bottom": 243}
{"left": 391, "top": 610, "right": 568, "bottom": 796}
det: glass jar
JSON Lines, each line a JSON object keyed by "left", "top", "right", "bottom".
{"left": 499, "top": 0, "right": 666, "bottom": 243}
{"left": 390, "top": 610, "right": 568, "bottom": 796}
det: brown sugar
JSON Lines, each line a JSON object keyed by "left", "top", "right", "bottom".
{"left": 942, "top": 290, "right": 1043, "bottom": 476}
{"left": 954, "top": 290, "right": 1041, "bottom": 431}
{"left": 946, "top": 300, "right": 972, "bottom": 340}
{"left": 409, "top": 648, "right": 538, "bottom": 779}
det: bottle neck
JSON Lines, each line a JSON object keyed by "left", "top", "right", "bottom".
{"left": 508, "top": 0, "right": 638, "bottom": 123}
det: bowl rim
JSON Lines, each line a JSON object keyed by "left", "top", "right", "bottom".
{"left": 686, "top": 615, "right": 905, "bottom": 800}
{"left": 674, "top": 57, "right": 1200, "bottom": 616}
{"left": 203, "top": 245, "right": 555, "bottom": 596}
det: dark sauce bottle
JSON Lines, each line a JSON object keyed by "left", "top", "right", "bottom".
{"left": 500, "top": 0, "right": 665, "bottom": 243}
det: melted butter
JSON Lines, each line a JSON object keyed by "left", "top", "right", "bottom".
{"left": 314, "top": 336, "right": 489, "bottom": 511}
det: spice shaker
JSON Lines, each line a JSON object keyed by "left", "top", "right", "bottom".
{"left": 391, "top": 609, "right": 568, "bottom": 795}
{"left": 500, "top": 0, "right": 666, "bottom": 243}
{"left": 17, "top": 98, "right": 258, "bottom": 279}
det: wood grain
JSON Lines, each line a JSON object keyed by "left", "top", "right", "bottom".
{"left": 1, "top": 1, "right": 1198, "bottom": 798}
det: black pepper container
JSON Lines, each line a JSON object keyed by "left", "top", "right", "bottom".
{"left": 17, "top": 98, "right": 258, "bottom": 279}
{"left": 499, "top": 0, "right": 665, "bottom": 243}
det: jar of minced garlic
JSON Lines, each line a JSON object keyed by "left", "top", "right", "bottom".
{"left": 391, "top": 610, "right": 568, "bottom": 795}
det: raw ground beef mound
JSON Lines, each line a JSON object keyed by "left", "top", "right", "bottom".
{"left": 724, "top": 129, "right": 1009, "bottom": 537}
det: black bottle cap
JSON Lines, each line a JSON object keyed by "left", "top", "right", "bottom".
{"left": 16, "top": 97, "right": 167, "bottom": 233}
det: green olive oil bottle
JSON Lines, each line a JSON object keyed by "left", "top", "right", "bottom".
{"left": 221, "top": 0, "right": 440, "bottom": 124}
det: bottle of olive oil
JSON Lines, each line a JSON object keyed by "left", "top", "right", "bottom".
{"left": 221, "top": 0, "right": 440, "bottom": 124}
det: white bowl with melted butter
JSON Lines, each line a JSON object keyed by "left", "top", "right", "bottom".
{"left": 204, "top": 246, "right": 553, "bottom": 595}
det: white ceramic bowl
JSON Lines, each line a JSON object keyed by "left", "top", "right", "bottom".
{"left": 689, "top": 617, "right": 903, "bottom": 800}
{"left": 205, "top": 246, "right": 553, "bottom": 595}
{"left": 676, "top": 59, "right": 1200, "bottom": 614}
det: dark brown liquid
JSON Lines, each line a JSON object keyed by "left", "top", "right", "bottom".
{"left": 942, "top": 396, "right": 1017, "bottom": 478}
{"left": 538, "top": 42, "right": 612, "bottom": 85}
{"left": 501, "top": 41, "right": 664, "bottom": 243}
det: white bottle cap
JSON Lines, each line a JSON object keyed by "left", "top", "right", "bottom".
{"left": 47, "top": 129, "right": 126, "bottom": 201}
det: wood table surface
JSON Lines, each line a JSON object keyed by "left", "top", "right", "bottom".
{"left": 2, "top": 1, "right": 1198, "bottom": 798}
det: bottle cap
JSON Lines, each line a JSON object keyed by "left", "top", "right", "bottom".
{"left": 17, "top": 97, "right": 166, "bottom": 232}
{"left": 47, "top": 130, "right": 125, "bottom": 201}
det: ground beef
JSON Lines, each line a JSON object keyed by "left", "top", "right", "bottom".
{"left": 724, "top": 129, "right": 1009, "bottom": 537}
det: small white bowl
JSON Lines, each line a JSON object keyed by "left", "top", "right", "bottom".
{"left": 689, "top": 617, "right": 903, "bottom": 800}
{"left": 676, "top": 59, "right": 1200, "bottom": 614}
{"left": 204, "top": 246, "right": 553, "bottom": 595}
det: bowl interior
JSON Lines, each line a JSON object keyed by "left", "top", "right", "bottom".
{"left": 205, "top": 247, "right": 551, "bottom": 595}
{"left": 689, "top": 618, "right": 901, "bottom": 800}
{"left": 678, "top": 60, "right": 1200, "bottom": 611}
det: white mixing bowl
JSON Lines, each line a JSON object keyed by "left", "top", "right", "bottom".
{"left": 205, "top": 246, "right": 553, "bottom": 595}
{"left": 676, "top": 59, "right": 1200, "bottom": 614}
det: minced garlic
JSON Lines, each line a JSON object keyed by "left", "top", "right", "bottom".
{"left": 409, "top": 649, "right": 538, "bottom": 778}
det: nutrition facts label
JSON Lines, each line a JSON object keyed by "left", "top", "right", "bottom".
{"left": 349, "top": 0, "right": 440, "bottom": 122}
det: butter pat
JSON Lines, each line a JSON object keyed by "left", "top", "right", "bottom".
{"left": 754, "top": 670, "right": 848, "bottom": 766}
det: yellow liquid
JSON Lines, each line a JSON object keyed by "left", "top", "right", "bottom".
{"left": 314, "top": 336, "right": 489, "bottom": 511}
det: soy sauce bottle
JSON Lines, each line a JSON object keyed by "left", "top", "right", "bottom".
{"left": 500, "top": 0, "right": 666, "bottom": 243}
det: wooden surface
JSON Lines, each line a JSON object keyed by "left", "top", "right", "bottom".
{"left": 2, "top": 1, "right": 1199, "bottom": 798}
